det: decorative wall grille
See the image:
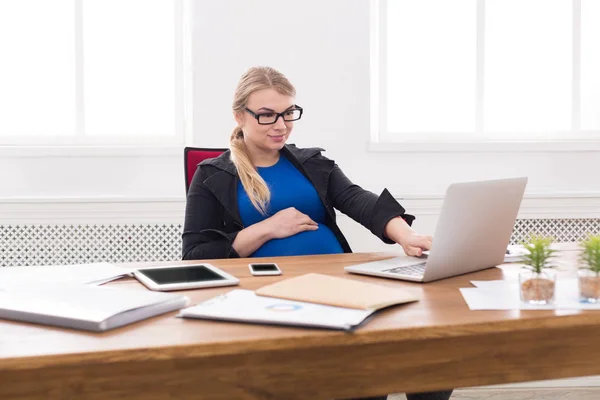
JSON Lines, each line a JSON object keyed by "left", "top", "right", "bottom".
{"left": 0, "top": 224, "right": 182, "bottom": 267}
{"left": 510, "top": 219, "right": 600, "bottom": 245}
{"left": 1, "top": 219, "right": 599, "bottom": 267}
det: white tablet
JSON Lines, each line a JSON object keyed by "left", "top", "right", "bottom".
{"left": 133, "top": 264, "right": 239, "bottom": 291}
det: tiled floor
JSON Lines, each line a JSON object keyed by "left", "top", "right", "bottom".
{"left": 388, "top": 388, "right": 600, "bottom": 400}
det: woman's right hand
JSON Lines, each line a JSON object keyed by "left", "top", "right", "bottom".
{"left": 263, "top": 207, "right": 319, "bottom": 239}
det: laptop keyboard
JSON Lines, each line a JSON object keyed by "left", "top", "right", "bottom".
{"left": 382, "top": 262, "right": 427, "bottom": 277}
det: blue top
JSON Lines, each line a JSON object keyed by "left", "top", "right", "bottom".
{"left": 237, "top": 155, "right": 344, "bottom": 257}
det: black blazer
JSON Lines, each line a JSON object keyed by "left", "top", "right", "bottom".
{"left": 182, "top": 144, "right": 415, "bottom": 260}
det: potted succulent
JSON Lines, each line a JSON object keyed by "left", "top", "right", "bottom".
{"left": 519, "top": 235, "right": 558, "bottom": 305}
{"left": 578, "top": 235, "right": 600, "bottom": 303}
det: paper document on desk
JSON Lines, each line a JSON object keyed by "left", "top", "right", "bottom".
{"left": 460, "top": 279, "right": 600, "bottom": 310}
{"left": 503, "top": 245, "right": 529, "bottom": 263}
{"left": 0, "top": 263, "right": 133, "bottom": 287}
{"left": 179, "top": 289, "right": 374, "bottom": 331}
{"left": 503, "top": 242, "right": 582, "bottom": 263}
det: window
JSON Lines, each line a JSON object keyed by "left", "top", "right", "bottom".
{"left": 373, "top": 0, "right": 600, "bottom": 145}
{"left": 0, "top": 0, "right": 186, "bottom": 146}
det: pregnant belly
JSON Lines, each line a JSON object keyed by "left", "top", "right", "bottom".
{"left": 252, "top": 224, "right": 344, "bottom": 257}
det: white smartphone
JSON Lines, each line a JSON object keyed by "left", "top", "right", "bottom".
{"left": 248, "top": 263, "right": 282, "bottom": 276}
{"left": 133, "top": 264, "right": 239, "bottom": 291}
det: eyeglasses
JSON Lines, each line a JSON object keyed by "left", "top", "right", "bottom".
{"left": 245, "top": 105, "right": 303, "bottom": 125}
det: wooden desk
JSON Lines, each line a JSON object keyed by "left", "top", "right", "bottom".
{"left": 1, "top": 251, "right": 599, "bottom": 400}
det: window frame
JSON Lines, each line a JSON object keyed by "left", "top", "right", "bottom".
{"left": 0, "top": 0, "right": 190, "bottom": 152}
{"left": 370, "top": 0, "right": 600, "bottom": 152}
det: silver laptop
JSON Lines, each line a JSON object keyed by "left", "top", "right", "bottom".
{"left": 345, "top": 177, "right": 528, "bottom": 283}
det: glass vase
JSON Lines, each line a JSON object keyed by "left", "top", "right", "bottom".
{"left": 519, "top": 269, "right": 556, "bottom": 305}
{"left": 578, "top": 269, "right": 600, "bottom": 304}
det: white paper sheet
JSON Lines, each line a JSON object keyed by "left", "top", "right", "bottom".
{"left": 461, "top": 279, "right": 600, "bottom": 310}
{"left": 0, "top": 263, "right": 133, "bottom": 287}
{"left": 503, "top": 242, "right": 581, "bottom": 264}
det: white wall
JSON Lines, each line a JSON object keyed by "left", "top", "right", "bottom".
{"left": 1, "top": 0, "right": 599, "bottom": 253}
{"left": 191, "top": 0, "right": 600, "bottom": 193}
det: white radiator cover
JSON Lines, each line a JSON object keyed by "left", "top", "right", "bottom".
{"left": 1, "top": 224, "right": 183, "bottom": 267}
{"left": 2, "top": 219, "right": 599, "bottom": 267}
{"left": 2, "top": 194, "right": 599, "bottom": 267}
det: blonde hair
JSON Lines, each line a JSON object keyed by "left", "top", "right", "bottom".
{"left": 230, "top": 66, "right": 296, "bottom": 215}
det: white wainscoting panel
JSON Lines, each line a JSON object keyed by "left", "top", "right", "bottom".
{"left": 1, "top": 193, "right": 599, "bottom": 266}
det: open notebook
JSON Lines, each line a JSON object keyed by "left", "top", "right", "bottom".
{"left": 179, "top": 274, "right": 419, "bottom": 331}
{"left": 0, "top": 283, "right": 189, "bottom": 332}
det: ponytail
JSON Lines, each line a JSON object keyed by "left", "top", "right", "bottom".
{"left": 229, "top": 127, "right": 270, "bottom": 215}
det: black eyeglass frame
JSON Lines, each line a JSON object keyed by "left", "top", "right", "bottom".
{"left": 244, "top": 105, "right": 304, "bottom": 125}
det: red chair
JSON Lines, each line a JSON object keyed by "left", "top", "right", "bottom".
{"left": 184, "top": 147, "right": 227, "bottom": 194}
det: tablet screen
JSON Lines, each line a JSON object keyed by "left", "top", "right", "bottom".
{"left": 138, "top": 265, "right": 226, "bottom": 285}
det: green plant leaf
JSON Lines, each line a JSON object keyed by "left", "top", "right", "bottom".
{"left": 521, "top": 234, "right": 556, "bottom": 274}
{"left": 580, "top": 234, "right": 600, "bottom": 273}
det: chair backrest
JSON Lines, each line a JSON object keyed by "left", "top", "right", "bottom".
{"left": 184, "top": 147, "right": 228, "bottom": 194}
